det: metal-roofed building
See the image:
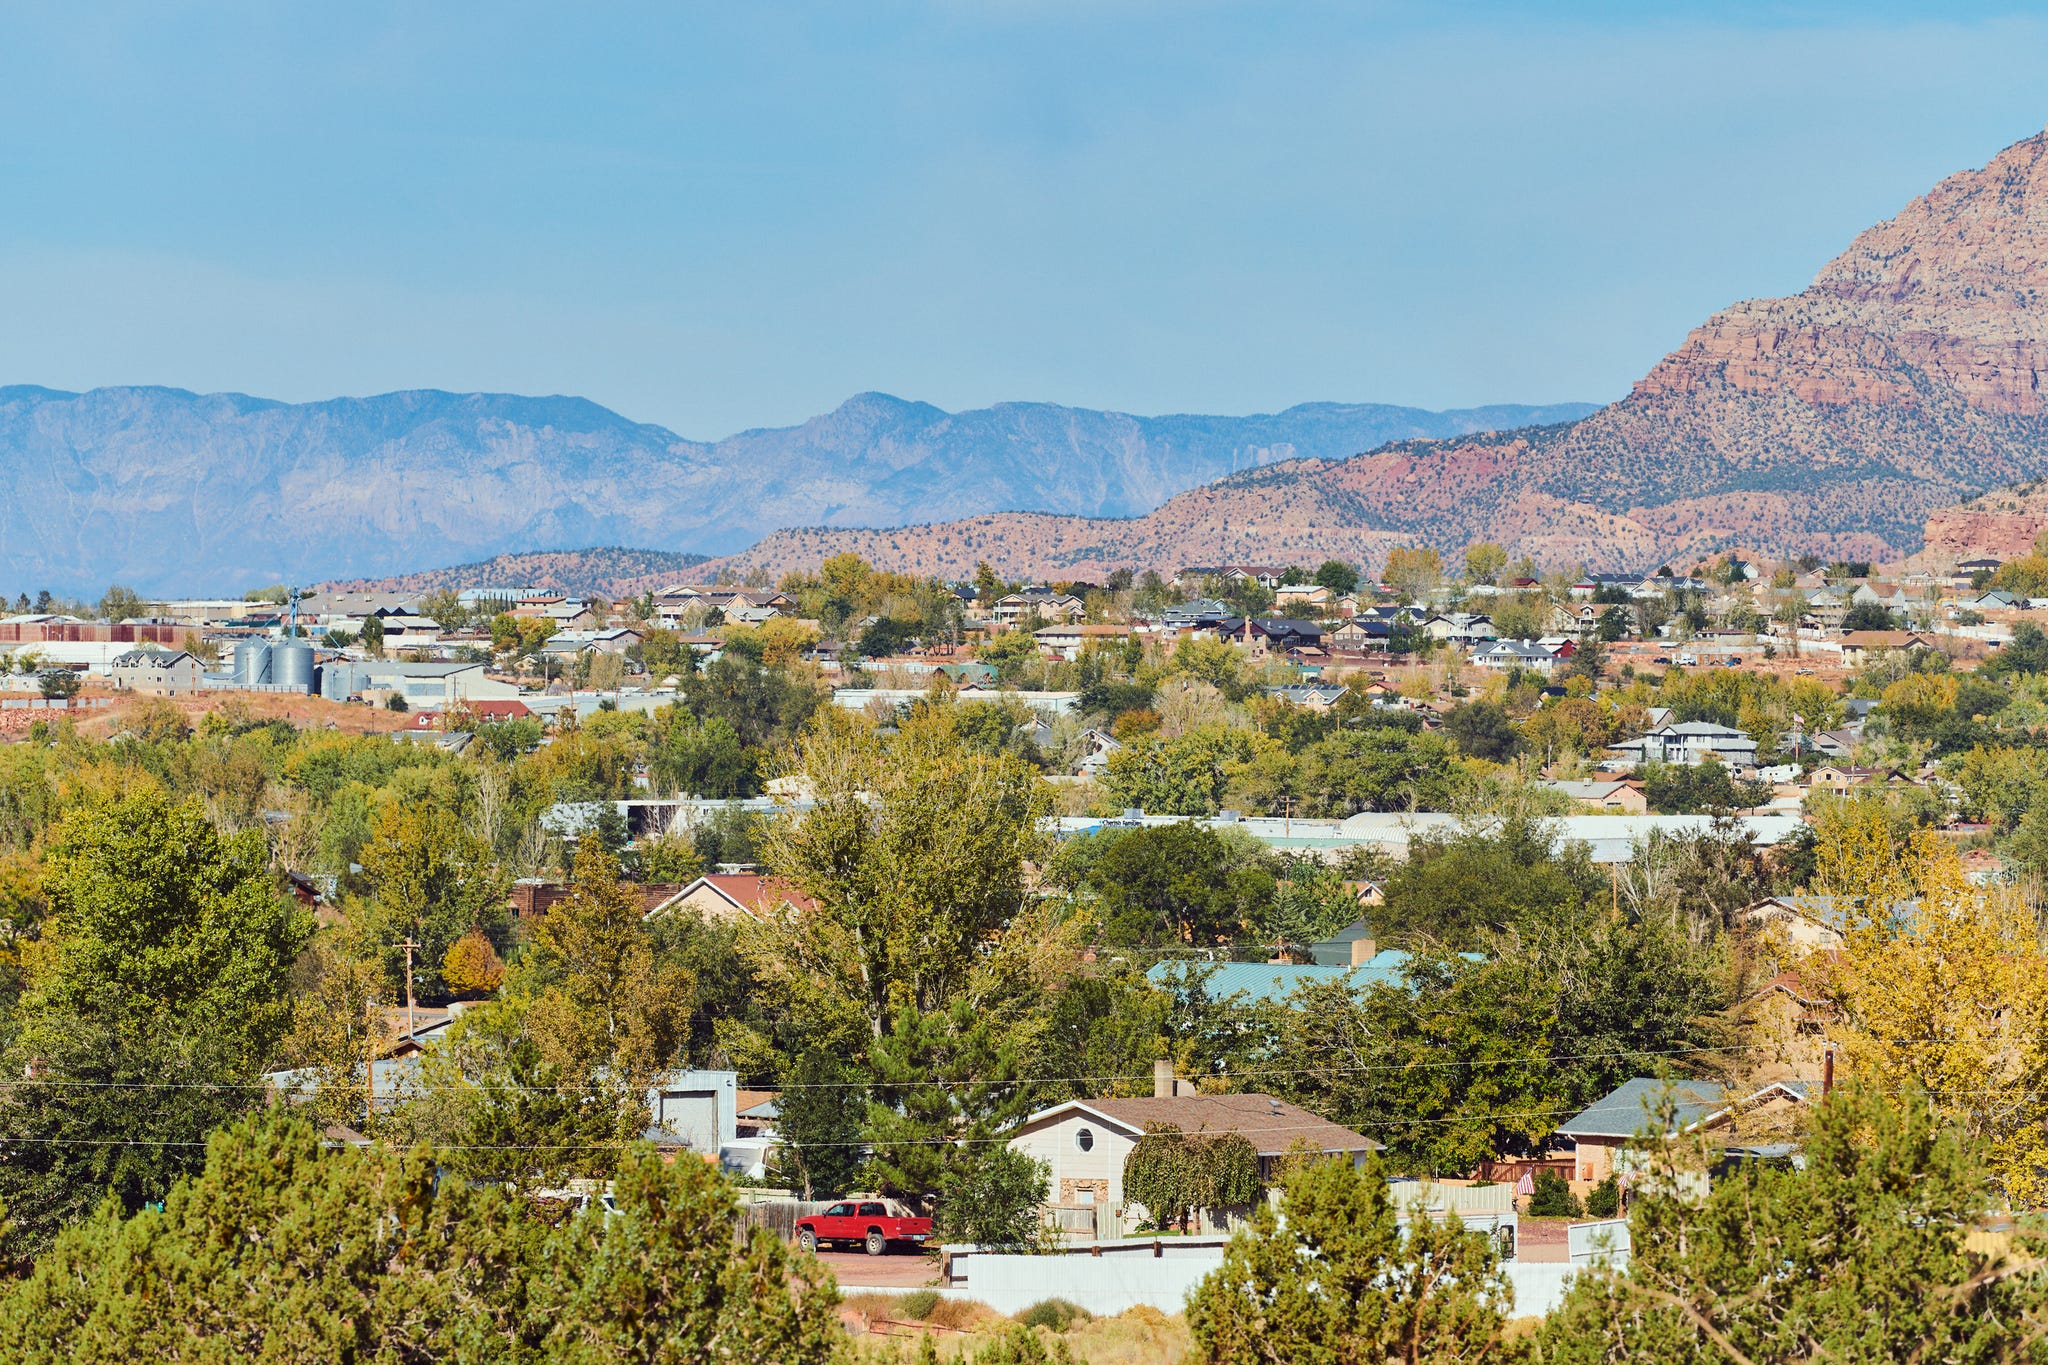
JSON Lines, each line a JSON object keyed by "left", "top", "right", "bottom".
{"left": 1556, "top": 1077, "right": 1811, "bottom": 1184}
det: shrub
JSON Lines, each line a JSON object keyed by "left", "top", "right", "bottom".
{"left": 1584, "top": 1174, "right": 1620, "bottom": 1218}
{"left": 1016, "top": 1298, "right": 1091, "bottom": 1332}
{"left": 1528, "top": 1169, "right": 1582, "bottom": 1218}
{"left": 896, "top": 1288, "right": 941, "bottom": 1321}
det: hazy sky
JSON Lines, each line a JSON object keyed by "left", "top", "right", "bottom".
{"left": 3, "top": 2, "right": 2046, "bottom": 438}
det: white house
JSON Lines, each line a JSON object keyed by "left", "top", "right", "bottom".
{"left": 1607, "top": 721, "right": 1758, "bottom": 769}
{"left": 1009, "top": 1065, "right": 1380, "bottom": 1235}
{"left": 1470, "top": 639, "right": 1561, "bottom": 673}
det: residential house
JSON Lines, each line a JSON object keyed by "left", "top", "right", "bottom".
{"left": 1799, "top": 728, "right": 1858, "bottom": 759}
{"left": 647, "top": 874, "right": 820, "bottom": 922}
{"left": 1074, "top": 728, "right": 1123, "bottom": 778}
{"left": 1327, "top": 618, "right": 1392, "bottom": 650}
{"left": 1264, "top": 683, "right": 1349, "bottom": 710}
{"left": 1554, "top": 1077, "right": 1811, "bottom": 1183}
{"left": 1174, "top": 566, "right": 1288, "bottom": 590}
{"left": 1606, "top": 721, "right": 1758, "bottom": 768}
{"left": 1549, "top": 602, "right": 1607, "bottom": 637}
{"left": 1159, "top": 599, "right": 1232, "bottom": 630}
{"left": 542, "top": 627, "right": 646, "bottom": 659}
{"left": 1540, "top": 779, "right": 1648, "bottom": 814}
{"left": 1802, "top": 589, "right": 1850, "bottom": 632}
{"left": 1273, "top": 583, "right": 1331, "bottom": 612}
{"left": 1011, "top": 1065, "right": 1381, "bottom": 1235}
{"left": 1805, "top": 764, "right": 1902, "bottom": 797}
{"left": 109, "top": 648, "right": 203, "bottom": 697}
{"left": 1742, "top": 894, "right": 1859, "bottom": 952}
{"left": 1470, "top": 639, "right": 1560, "bottom": 673}
{"left": 1034, "top": 623, "right": 1137, "bottom": 660}
{"left": 1217, "top": 617, "right": 1325, "bottom": 658}
{"left": 1420, "top": 612, "right": 1497, "bottom": 645}
{"left": 545, "top": 601, "right": 602, "bottom": 631}
{"left": 993, "top": 591, "right": 1086, "bottom": 626}
{"left": 1837, "top": 630, "right": 1937, "bottom": 667}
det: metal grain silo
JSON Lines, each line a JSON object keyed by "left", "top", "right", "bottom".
{"left": 234, "top": 639, "right": 273, "bottom": 686}
{"left": 272, "top": 638, "right": 314, "bottom": 692}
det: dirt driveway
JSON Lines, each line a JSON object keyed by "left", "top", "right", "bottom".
{"left": 807, "top": 1246, "right": 941, "bottom": 1289}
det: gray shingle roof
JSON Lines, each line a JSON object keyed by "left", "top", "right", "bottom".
{"left": 1081, "top": 1094, "right": 1381, "bottom": 1155}
{"left": 1556, "top": 1078, "right": 1724, "bottom": 1139}
{"left": 1557, "top": 1077, "right": 1810, "bottom": 1140}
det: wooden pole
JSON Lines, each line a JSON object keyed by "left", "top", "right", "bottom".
{"left": 365, "top": 995, "right": 377, "bottom": 1124}
{"left": 400, "top": 937, "right": 420, "bottom": 1042}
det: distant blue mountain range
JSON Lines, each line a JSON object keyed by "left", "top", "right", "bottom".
{"left": 0, "top": 385, "right": 1594, "bottom": 594}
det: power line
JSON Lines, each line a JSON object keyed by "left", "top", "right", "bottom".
{"left": 0, "top": 1034, "right": 2031, "bottom": 1099}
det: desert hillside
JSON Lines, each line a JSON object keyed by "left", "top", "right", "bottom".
{"left": 697, "top": 125, "right": 2048, "bottom": 581}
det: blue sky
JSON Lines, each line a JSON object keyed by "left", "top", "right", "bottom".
{"left": 2, "top": 2, "right": 2045, "bottom": 438}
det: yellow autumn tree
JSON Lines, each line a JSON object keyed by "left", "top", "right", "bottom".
{"left": 1382, "top": 546, "right": 1443, "bottom": 603}
{"left": 1819, "top": 802, "right": 2048, "bottom": 1204}
{"left": 441, "top": 929, "right": 506, "bottom": 997}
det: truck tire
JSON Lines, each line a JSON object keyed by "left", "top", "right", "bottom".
{"left": 865, "top": 1229, "right": 887, "bottom": 1256}
{"left": 798, "top": 1228, "right": 818, "bottom": 1255}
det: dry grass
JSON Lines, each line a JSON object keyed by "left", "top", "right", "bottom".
{"left": 1062, "top": 1306, "right": 1189, "bottom": 1365}
{"left": 74, "top": 691, "right": 412, "bottom": 740}
{"left": 843, "top": 1303, "right": 1188, "bottom": 1365}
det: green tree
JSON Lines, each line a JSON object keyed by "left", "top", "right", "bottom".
{"left": 358, "top": 612, "right": 386, "bottom": 656}
{"left": 96, "top": 584, "right": 146, "bottom": 622}
{"left": 34, "top": 669, "right": 78, "bottom": 702}
{"left": 750, "top": 709, "right": 1058, "bottom": 1045}
{"left": 1379, "top": 816, "right": 1598, "bottom": 948}
{"left": 355, "top": 800, "right": 509, "bottom": 1000}
{"left": 1122, "top": 1125, "right": 1260, "bottom": 1231}
{"left": 1293, "top": 726, "right": 1466, "bottom": 816}
{"left": 1058, "top": 822, "right": 1277, "bottom": 946}
{"left": 774, "top": 1048, "right": 867, "bottom": 1200}
{"left": 1444, "top": 701, "right": 1519, "bottom": 762}
{"left": 1464, "top": 542, "right": 1509, "bottom": 585}
{"left": 0, "top": 791, "right": 311, "bottom": 1254}
{"left": 1541, "top": 1083, "right": 2048, "bottom": 1364}
{"left": 1098, "top": 724, "right": 1272, "bottom": 816}
{"left": 934, "top": 1143, "right": 1053, "bottom": 1250}
{"left": 974, "top": 629, "right": 1042, "bottom": 685}
{"left": 0, "top": 1109, "right": 844, "bottom": 1362}
{"left": 1313, "top": 559, "right": 1360, "bottom": 597}
{"left": 746, "top": 710, "right": 1068, "bottom": 1206}
{"left": 1839, "top": 601, "right": 1900, "bottom": 633}
{"left": 1186, "top": 1153, "right": 1523, "bottom": 1364}
{"left": 524, "top": 841, "right": 689, "bottom": 1089}
{"left": 417, "top": 588, "right": 470, "bottom": 633}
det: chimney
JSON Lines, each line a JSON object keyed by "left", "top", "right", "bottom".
{"left": 1154, "top": 1059, "right": 1175, "bottom": 1099}
{"left": 1350, "top": 934, "right": 1378, "bottom": 967}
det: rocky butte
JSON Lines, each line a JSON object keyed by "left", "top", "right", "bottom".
{"left": 699, "top": 124, "right": 2048, "bottom": 582}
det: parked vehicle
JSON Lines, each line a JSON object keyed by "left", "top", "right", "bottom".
{"left": 794, "top": 1197, "right": 932, "bottom": 1256}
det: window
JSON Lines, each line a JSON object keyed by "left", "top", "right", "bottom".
{"left": 858, "top": 1203, "right": 886, "bottom": 1217}
{"left": 825, "top": 1203, "right": 853, "bottom": 1218}
{"left": 1075, "top": 1127, "right": 1094, "bottom": 1153}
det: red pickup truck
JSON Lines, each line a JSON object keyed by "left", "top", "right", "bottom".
{"left": 794, "top": 1197, "right": 933, "bottom": 1256}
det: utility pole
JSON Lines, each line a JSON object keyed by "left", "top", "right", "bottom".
{"left": 365, "top": 995, "right": 377, "bottom": 1124}
{"left": 399, "top": 937, "right": 419, "bottom": 1042}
